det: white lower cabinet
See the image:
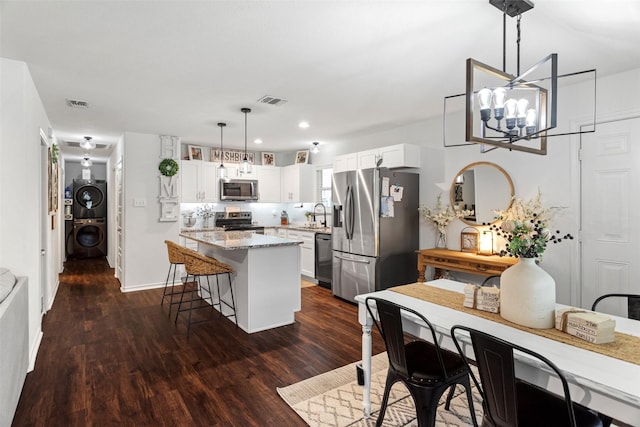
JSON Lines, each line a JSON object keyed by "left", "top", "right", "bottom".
{"left": 281, "top": 229, "right": 315, "bottom": 278}
{"left": 263, "top": 228, "right": 277, "bottom": 236}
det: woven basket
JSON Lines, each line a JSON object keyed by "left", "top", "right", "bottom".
{"left": 164, "top": 240, "right": 189, "bottom": 264}
{"left": 182, "top": 249, "right": 234, "bottom": 276}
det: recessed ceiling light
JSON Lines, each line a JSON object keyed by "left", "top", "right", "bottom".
{"left": 254, "top": 139, "right": 263, "bottom": 144}
{"left": 298, "top": 121, "right": 309, "bottom": 129}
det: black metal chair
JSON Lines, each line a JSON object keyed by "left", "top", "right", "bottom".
{"left": 450, "top": 325, "right": 603, "bottom": 427}
{"left": 591, "top": 293, "right": 640, "bottom": 320}
{"left": 365, "top": 297, "right": 478, "bottom": 427}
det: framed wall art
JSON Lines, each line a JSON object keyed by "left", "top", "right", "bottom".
{"left": 188, "top": 145, "right": 203, "bottom": 160}
{"left": 261, "top": 152, "right": 275, "bottom": 166}
{"left": 295, "top": 150, "right": 309, "bottom": 165}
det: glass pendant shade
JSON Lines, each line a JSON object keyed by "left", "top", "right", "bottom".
{"left": 242, "top": 156, "right": 251, "bottom": 174}
{"left": 311, "top": 141, "right": 320, "bottom": 154}
{"left": 240, "top": 108, "right": 252, "bottom": 174}
{"left": 217, "top": 122, "right": 227, "bottom": 179}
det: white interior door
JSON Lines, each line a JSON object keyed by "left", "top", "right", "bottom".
{"left": 580, "top": 116, "right": 640, "bottom": 316}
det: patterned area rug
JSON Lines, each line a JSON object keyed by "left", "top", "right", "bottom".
{"left": 277, "top": 353, "right": 483, "bottom": 426}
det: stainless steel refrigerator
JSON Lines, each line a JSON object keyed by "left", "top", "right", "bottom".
{"left": 331, "top": 167, "right": 419, "bottom": 302}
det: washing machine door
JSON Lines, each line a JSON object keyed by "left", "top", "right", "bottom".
{"left": 73, "top": 180, "right": 106, "bottom": 218}
{"left": 73, "top": 219, "right": 107, "bottom": 258}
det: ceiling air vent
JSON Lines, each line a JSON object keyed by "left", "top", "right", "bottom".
{"left": 66, "top": 99, "right": 89, "bottom": 109}
{"left": 63, "top": 140, "right": 109, "bottom": 149}
{"left": 257, "top": 95, "right": 288, "bottom": 106}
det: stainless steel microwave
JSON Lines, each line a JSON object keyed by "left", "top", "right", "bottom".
{"left": 219, "top": 179, "right": 259, "bottom": 201}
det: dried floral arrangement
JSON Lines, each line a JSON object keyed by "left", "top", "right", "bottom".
{"left": 491, "top": 192, "right": 573, "bottom": 259}
{"left": 419, "top": 194, "right": 473, "bottom": 235}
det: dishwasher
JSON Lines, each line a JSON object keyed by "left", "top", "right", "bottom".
{"left": 314, "top": 232, "right": 332, "bottom": 289}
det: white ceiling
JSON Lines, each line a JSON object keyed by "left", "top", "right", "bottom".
{"left": 2, "top": 1, "right": 639, "bottom": 160}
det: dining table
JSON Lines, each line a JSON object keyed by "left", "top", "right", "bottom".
{"left": 355, "top": 279, "right": 640, "bottom": 425}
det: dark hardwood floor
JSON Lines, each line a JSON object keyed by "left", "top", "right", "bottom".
{"left": 12, "top": 257, "right": 385, "bottom": 426}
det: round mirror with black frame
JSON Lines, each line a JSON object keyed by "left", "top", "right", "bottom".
{"left": 450, "top": 161, "right": 514, "bottom": 226}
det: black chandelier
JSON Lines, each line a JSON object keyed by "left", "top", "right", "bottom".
{"left": 444, "top": 0, "right": 596, "bottom": 155}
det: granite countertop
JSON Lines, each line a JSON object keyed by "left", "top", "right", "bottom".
{"left": 180, "top": 230, "right": 303, "bottom": 251}
{"left": 266, "top": 225, "right": 332, "bottom": 234}
{"left": 182, "top": 225, "right": 332, "bottom": 234}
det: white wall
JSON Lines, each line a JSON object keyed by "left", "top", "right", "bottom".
{"left": 120, "top": 132, "right": 181, "bottom": 291}
{"left": 0, "top": 58, "right": 57, "bottom": 369}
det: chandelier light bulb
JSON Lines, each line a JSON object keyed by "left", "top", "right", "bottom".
{"left": 477, "top": 88, "right": 493, "bottom": 121}
{"left": 516, "top": 98, "right": 529, "bottom": 129}
{"left": 492, "top": 87, "right": 507, "bottom": 122}
{"left": 504, "top": 98, "right": 518, "bottom": 130}
{"left": 525, "top": 108, "right": 538, "bottom": 135}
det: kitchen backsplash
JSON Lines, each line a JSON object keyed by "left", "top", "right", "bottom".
{"left": 180, "top": 202, "right": 331, "bottom": 227}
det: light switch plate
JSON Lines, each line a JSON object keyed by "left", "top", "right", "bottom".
{"left": 134, "top": 198, "right": 146, "bottom": 207}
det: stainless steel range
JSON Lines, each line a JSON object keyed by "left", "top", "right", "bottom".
{"left": 214, "top": 211, "right": 264, "bottom": 234}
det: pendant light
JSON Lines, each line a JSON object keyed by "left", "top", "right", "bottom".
{"left": 241, "top": 107, "right": 252, "bottom": 174}
{"left": 310, "top": 141, "right": 320, "bottom": 154}
{"left": 217, "top": 122, "right": 227, "bottom": 179}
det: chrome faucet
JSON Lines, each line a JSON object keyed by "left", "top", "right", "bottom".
{"left": 313, "top": 203, "right": 327, "bottom": 227}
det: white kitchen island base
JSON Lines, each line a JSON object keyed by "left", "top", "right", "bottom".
{"left": 181, "top": 231, "right": 302, "bottom": 334}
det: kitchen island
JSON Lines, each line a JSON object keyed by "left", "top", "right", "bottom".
{"left": 180, "top": 230, "right": 303, "bottom": 333}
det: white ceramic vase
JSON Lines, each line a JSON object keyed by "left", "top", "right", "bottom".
{"left": 500, "top": 257, "right": 556, "bottom": 329}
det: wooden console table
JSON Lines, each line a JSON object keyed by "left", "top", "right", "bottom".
{"left": 417, "top": 248, "right": 517, "bottom": 282}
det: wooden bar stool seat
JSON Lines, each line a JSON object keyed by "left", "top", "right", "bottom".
{"left": 162, "top": 240, "right": 189, "bottom": 316}
{"left": 175, "top": 248, "right": 237, "bottom": 337}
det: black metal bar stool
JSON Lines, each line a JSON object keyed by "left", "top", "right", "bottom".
{"left": 162, "top": 240, "right": 188, "bottom": 316}
{"left": 175, "top": 248, "right": 237, "bottom": 337}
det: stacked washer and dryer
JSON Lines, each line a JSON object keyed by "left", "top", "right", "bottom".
{"left": 72, "top": 179, "right": 107, "bottom": 258}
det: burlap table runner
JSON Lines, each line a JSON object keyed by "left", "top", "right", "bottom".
{"left": 389, "top": 283, "right": 640, "bottom": 366}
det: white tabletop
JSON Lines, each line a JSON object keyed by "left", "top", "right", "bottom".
{"left": 356, "top": 279, "right": 640, "bottom": 425}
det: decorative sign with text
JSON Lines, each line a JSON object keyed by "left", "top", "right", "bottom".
{"left": 210, "top": 149, "right": 255, "bottom": 164}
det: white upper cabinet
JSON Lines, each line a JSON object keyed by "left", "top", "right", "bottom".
{"left": 255, "top": 165, "right": 281, "bottom": 203}
{"left": 357, "top": 144, "right": 421, "bottom": 170}
{"left": 281, "top": 164, "right": 315, "bottom": 203}
{"left": 333, "top": 152, "right": 358, "bottom": 173}
{"left": 180, "top": 160, "right": 217, "bottom": 203}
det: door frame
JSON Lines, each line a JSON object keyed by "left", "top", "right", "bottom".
{"left": 570, "top": 108, "right": 640, "bottom": 307}
{"left": 39, "top": 129, "right": 50, "bottom": 315}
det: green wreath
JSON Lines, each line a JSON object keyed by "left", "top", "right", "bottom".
{"left": 159, "top": 158, "right": 179, "bottom": 177}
